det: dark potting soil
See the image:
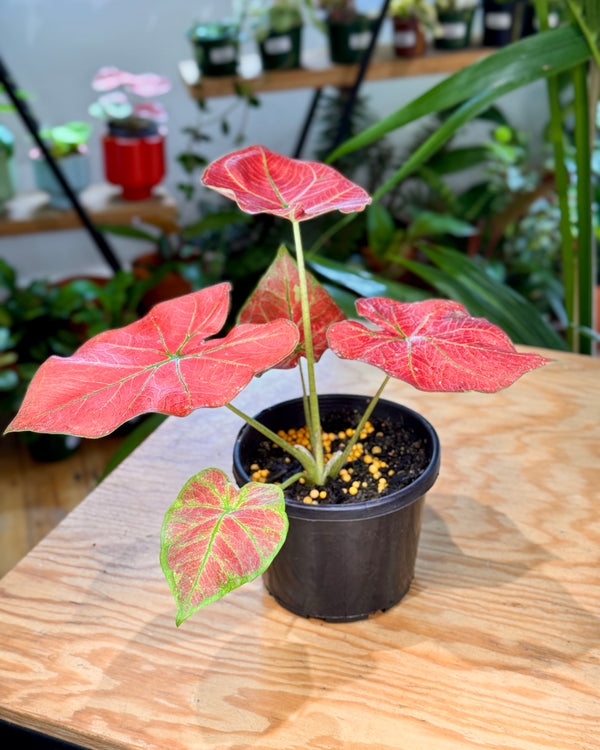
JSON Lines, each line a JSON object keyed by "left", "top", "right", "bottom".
{"left": 249, "top": 407, "right": 430, "bottom": 505}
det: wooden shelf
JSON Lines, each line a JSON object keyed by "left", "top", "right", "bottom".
{"left": 0, "top": 182, "right": 178, "bottom": 237}
{"left": 179, "top": 45, "right": 493, "bottom": 99}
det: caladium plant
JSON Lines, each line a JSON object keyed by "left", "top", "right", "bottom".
{"left": 88, "top": 66, "right": 171, "bottom": 126}
{"left": 5, "top": 145, "right": 551, "bottom": 625}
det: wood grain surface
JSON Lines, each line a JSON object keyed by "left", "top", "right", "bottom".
{"left": 0, "top": 349, "right": 598, "bottom": 750}
{"left": 0, "top": 433, "right": 124, "bottom": 578}
{"left": 0, "top": 183, "right": 178, "bottom": 237}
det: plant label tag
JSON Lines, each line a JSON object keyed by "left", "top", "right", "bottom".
{"left": 534, "top": 12, "right": 560, "bottom": 30}
{"left": 264, "top": 35, "right": 293, "bottom": 55}
{"left": 209, "top": 45, "right": 236, "bottom": 65}
{"left": 394, "top": 30, "right": 417, "bottom": 48}
{"left": 485, "top": 12, "right": 512, "bottom": 30}
{"left": 440, "top": 22, "right": 466, "bottom": 39}
{"left": 349, "top": 31, "right": 372, "bottom": 51}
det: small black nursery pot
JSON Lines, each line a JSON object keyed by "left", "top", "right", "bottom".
{"left": 233, "top": 395, "right": 441, "bottom": 622}
{"left": 483, "top": 0, "right": 523, "bottom": 47}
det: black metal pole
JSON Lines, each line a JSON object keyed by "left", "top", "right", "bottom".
{"left": 333, "top": 0, "right": 392, "bottom": 150}
{"left": 0, "top": 56, "right": 122, "bottom": 273}
{"left": 293, "top": 88, "right": 323, "bottom": 159}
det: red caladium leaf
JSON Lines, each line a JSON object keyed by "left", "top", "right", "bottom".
{"left": 238, "top": 246, "right": 345, "bottom": 369}
{"left": 6, "top": 283, "right": 299, "bottom": 437}
{"left": 161, "top": 468, "right": 288, "bottom": 625}
{"left": 328, "top": 298, "right": 551, "bottom": 392}
{"left": 201, "top": 145, "right": 371, "bottom": 221}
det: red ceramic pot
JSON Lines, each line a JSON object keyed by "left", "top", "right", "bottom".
{"left": 102, "top": 126, "right": 166, "bottom": 201}
{"left": 392, "top": 16, "right": 425, "bottom": 58}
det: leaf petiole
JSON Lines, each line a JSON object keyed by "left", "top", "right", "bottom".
{"left": 291, "top": 219, "right": 325, "bottom": 478}
{"left": 226, "top": 402, "right": 320, "bottom": 482}
{"left": 324, "top": 376, "right": 390, "bottom": 481}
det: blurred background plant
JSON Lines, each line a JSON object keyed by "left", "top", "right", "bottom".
{"left": 319, "top": 0, "right": 599, "bottom": 353}
{"left": 37, "top": 121, "right": 92, "bottom": 159}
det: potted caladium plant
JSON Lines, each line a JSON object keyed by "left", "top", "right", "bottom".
{"left": 89, "top": 67, "right": 170, "bottom": 200}
{"left": 5, "top": 145, "right": 551, "bottom": 624}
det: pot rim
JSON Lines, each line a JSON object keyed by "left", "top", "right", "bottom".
{"left": 233, "top": 393, "right": 441, "bottom": 521}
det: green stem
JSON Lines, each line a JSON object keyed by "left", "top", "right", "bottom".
{"left": 280, "top": 471, "right": 306, "bottom": 490}
{"left": 324, "top": 376, "right": 390, "bottom": 481}
{"left": 572, "top": 60, "right": 594, "bottom": 355}
{"left": 298, "top": 361, "right": 312, "bottom": 440}
{"left": 291, "top": 219, "right": 324, "bottom": 478}
{"left": 565, "top": 0, "right": 600, "bottom": 68}
{"left": 546, "top": 86, "right": 576, "bottom": 348}
{"left": 225, "top": 402, "right": 319, "bottom": 481}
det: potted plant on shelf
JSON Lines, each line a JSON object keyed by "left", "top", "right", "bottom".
{"left": 0, "top": 124, "right": 16, "bottom": 213}
{"left": 318, "top": 1, "right": 379, "bottom": 64}
{"left": 251, "top": 0, "right": 309, "bottom": 71}
{"left": 389, "top": 0, "right": 439, "bottom": 57}
{"left": 89, "top": 67, "right": 170, "bottom": 201}
{"left": 482, "top": 0, "right": 528, "bottom": 46}
{"left": 0, "top": 84, "right": 26, "bottom": 213}
{"left": 187, "top": 19, "right": 242, "bottom": 78}
{"left": 434, "top": 0, "right": 477, "bottom": 49}
{"left": 28, "top": 121, "right": 92, "bottom": 210}
{"left": 5, "top": 145, "right": 551, "bottom": 624}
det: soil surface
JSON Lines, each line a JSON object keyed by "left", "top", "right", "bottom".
{"left": 248, "top": 407, "right": 431, "bottom": 505}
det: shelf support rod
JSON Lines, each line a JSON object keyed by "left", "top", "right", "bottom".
{"left": 333, "top": 0, "right": 392, "bottom": 149}
{"left": 293, "top": 88, "right": 323, "bottom": 159}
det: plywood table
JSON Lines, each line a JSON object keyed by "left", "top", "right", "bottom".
{"left": 0, "top": 348, "right": 598, "bottom": 749}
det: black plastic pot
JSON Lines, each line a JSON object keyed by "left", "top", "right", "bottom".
{"left": 483, "top": 1, "right": 523, "bottom": 47}
{"left": 259, "top": 26, "right": 302, "bottom": 71}
{"left": 107, "top": 116, "right": 158, "bottom": 139}
{"left": 232, "top": 395, "right": 441, "bottom": 622}
{"left": 189, "top": 25, "right": 239, "bottom": 77}
{"left": 435, "top": 9, "right": 475, "bottom": 50}
{"left": 327, "top": 15, "right": 378, "bottom": 65}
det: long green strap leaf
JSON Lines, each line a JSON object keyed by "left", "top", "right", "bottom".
{"left": 566, "top": 0, "right": 600, "bottom": 66}
{"left": 373, "top": 85, "right": 519, "bottom": 200}
{"left": 573, "top": 61, "right": 594, "bottom": 354}
{"left": 419, "top": 245, "right": 569, "bottom": 349}
{"left": 328, "top": 24, "right": 591, "bottom": 164}
{"left": 307, "top": 255, "right": 429, "bottom": 302}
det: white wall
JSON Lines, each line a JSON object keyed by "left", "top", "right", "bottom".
{"left": 0, "top": 0, "right": 549, "bottom": 283}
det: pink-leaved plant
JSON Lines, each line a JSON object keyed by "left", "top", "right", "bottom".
{"left": 89, "top": 66, "right": 171, "bottom": 124}
{"left": 5, "top": 145, "right": 551, "bottom": 625}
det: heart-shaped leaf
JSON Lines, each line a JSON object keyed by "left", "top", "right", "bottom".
{"left": 201, "top": 145, "right": 371, "bottom": 221}
{"left": 238, "top": 246, "right": 345, "bottom": 369}
{"left": 161, "top": 468, "right": 288, "bottom": 625}
{"left": 6, "top": 283, "right": 299, "bottom": 437}
{"left": 328, "top": 297, "right": 551, "bottom": 392}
